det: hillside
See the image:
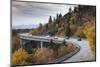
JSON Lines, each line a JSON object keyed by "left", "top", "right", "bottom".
{"left": 29, "top": 5, "right": 96, "bottom": 38}
{"left": 12, "top": 5, "right": 96, "bottom": 65}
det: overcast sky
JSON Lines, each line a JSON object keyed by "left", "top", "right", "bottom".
{"left": 12, "top": 1, "right": 77, "bottom": 27}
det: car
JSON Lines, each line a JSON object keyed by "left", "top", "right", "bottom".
{"left": 46, "top": 35, "right": 50, "bottom": 37}
{"left": 78, "top": 37, "right": 82, "bottom": 41}
{"left": 66, "top": 36, "right": 70, "bottom": 39}
{"left": 54, "top": 36, "right": 58, "bottom": 39}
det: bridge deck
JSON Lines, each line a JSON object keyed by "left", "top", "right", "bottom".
{"left": 19, "top": 33, "right": 67, "bottom": 44}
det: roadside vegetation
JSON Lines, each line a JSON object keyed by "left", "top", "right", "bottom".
{"left": 12, "top": 43, "right": 78, "bottom": 65}
{"left": 12, "top": 5, "right": 96, "bottom": 65}
{"left": 83, "top": 19, "right": 96, "bottom": 59}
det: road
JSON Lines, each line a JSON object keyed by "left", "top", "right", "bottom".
{"left": 19, "top": 33, "right": 94, "bottom": 62}
{"left": 63, "top": 38, "right": 94, "bottom": 62}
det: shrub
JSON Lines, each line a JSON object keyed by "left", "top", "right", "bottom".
{"left": 83, "top": 21, "right": 96, "bottom": 56}
{"left": 12, "top": 49, "right": 30, "bottom": 65}
{"left": 70, "top": 24, "right": 77, "bottom": 35}
{"left": 56, "top": 27, "right": 65, "bottom": 37}
{"left": 34, "top": 48, "right": 54, "bottom": 64}
{"left": 58, "top": 45, "right": 68, "bottom": 57}
{"left": 12, "top": 35, "right": 20, "bottom": 52}
{"left": 29, "top": 29, "right": 39, "bottom": 35}
{"left": 49, "top": 43, "right": 61, "bottom": 57}
{"left": 58, "top": 44, "right": 77, "bottom": 58}
{"left": 74, "top": 27, "right": 85, "bottom": 38}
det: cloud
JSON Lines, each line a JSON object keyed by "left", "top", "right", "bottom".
{"left": 12, "top": 1, "right": 77, "bottom": 26}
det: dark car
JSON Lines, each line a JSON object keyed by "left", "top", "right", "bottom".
{"left": 66, "top": 36, "right": 70, "bottom": 39}
{"left": 78, "top": 37, "right": 82, "bottom": 41}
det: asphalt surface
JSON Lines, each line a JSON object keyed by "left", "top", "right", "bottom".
{"left": 63, "top": 38, "right": 94, "bottom": 62}
{"left": 19, "top": 33, "right": 94, "bottom": 62}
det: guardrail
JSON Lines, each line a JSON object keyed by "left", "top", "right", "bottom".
{"left": 49, "top": 42, "right": 81, "bottom": 63}
{"left": 19, "top": 34, "right": 66, "bottom": 44}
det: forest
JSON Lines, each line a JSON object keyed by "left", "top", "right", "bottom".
{"left": 12, "top": 5, "right": 96, "bottom": 65}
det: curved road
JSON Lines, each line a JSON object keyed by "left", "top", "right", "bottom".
{"left": 63, "top": 38, "right": 94, "bottom": 62}
{"left": 19, "top": 33, "right": 94, "bottom": 62}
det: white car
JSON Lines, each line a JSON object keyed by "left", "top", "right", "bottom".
{"left": 54, "top": 36, "right": 58, "bottom": 39}
{"left": 46, "top": 35, "right": 50, "bottom": 37}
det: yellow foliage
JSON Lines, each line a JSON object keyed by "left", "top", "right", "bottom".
{"left": 70, "top": 24, "right": 77, "bottom": 32}
{"left": 83, "top": 20, "right": 96, "bottom": 56}
{"left": 12, "top": 49, "right": 29, "bottom": 65}
{"left": 34, "top": 48, "right": 54, "bottom": 64}
{"left": 74, "top": 27, "right": 85, "bottom": 38}
{"left": 12, "top": 45, "right": 78, "bottom": 65}
{"left": 12, "top": 36, "right": 20, "bottom": 45}
{"left": 56, "top": 27, "right": 65, "bottom": 37}
{"left": 12, "top": 36, "right": 20, "bottom": 52}
{"left": 58, "top": 45, "right": 67, "bottom": 57}
{"left": 58, "top": 44, "right": 77, "bottom": 57}
{"left": 29, "top": 29, "right": 39, "bottom": 35}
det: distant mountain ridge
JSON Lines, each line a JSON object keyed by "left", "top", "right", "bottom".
{"left": 12, "top": 24, "right": 38, "bottom": 29}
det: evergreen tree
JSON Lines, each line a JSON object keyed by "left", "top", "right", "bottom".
{"left": 45, "top": 24, "right": 48, "bottom": 30}
{"left": 59, "top": 13, "right": 62, "bottom": 18}
{"left": 39, "top": 23, "right": 43, "bottom": 29}
{"left": 49, "top": 16, "right": 52, "bottom": 23}
{"left": 65, "top": 22, "right": 71, "bottom": 37}
{"left": 69, "top": 7, "right": 72, "bottom": 13}
{"left": 74, "top": 7, "right": 78, "bottom": 12}
{"left": 53, "top": 17, "right": 56, "bottom": 22}
{"left": 56, "top": 13, "right": 59, "bottom": 19}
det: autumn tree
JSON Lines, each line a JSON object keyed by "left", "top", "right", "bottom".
{"left": 12, "top": 35, "right": 20, "bottom": 53}
{"left": 83, "top": 21, "right": 96, "bottom": 57}
{"left": 34, "top": 48, "right": 54, "bottom": 64}
{"left": 64, "top": 23, "right": 71, "bottom": 38}
{"left": 12, "top": 49, "right": 30, "bottom": 65}
{"left": 56, "top": 26, "right": 65, "bottom": 36}
{"left": 70, "top": 24, "right": 77, "bottom": 36}
{"left": 74, "top": 26, "right": 85, "bottom": 38}
{"left": 49, "top": 39, "right": 61, "bottom": 57}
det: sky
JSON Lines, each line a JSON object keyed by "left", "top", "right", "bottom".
{"left": 12, "top": 1, "right": 77, "bottom": 28}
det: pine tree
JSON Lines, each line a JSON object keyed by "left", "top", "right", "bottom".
{"left": 49, "top": 16, "right": 52, "bottom": 23}
{"left": 39, "top": 23, "right": 42, "bottom": 29}
{"left": 65, "top": 22, "right": 71, "bottom": 38}
{"left": 59, "top": 13, "right": 62, "bottom": 18}
{"left": 53, "top": 17, "right": 56, "bottom": 22}
{"left": 69, "top": 8, "right": 72, "bottom": 13}
{"left": 74, "top": 7, "right": 78, "bottom": 12}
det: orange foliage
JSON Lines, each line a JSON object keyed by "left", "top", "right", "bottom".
{"left": 34, "top": 48, "right": 54, "bottom": 64}
{"left": 83, "top": 20, "right": 96, "bottom": 55}
{"left": 12, "top": 36, "right": 20, "bottom": 52}
{"left": 58, "top": 44, "right": 77, "bottom": 57}
{"left": 12, "top": 49, "right": 29, "bottom": 65}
